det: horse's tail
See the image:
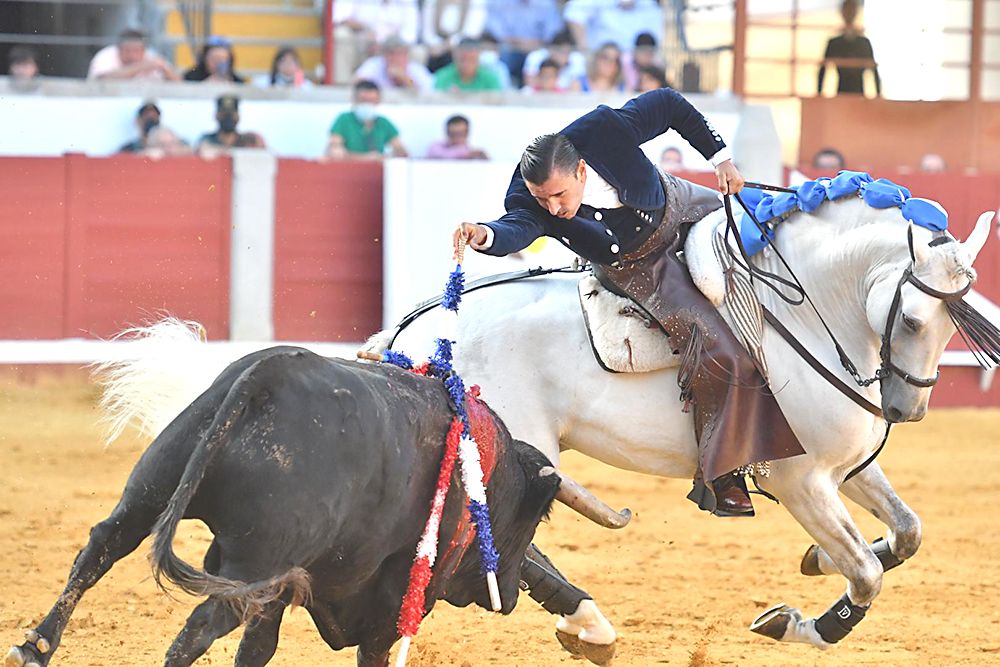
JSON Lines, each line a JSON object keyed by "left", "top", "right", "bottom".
{"left": 360, "top": 328, "right": 395, "bottom": 358}
{"left": 92, "top": 317, "right": 230, "bottom": 445}
{"left": 150, "top": 359, "right": 311, "bottom": 620}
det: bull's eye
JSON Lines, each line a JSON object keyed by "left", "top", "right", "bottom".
{"left": 901, "top": 313, "right": 921, "bottom": 332}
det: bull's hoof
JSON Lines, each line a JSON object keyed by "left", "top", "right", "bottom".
{"left": 556, "top": 630, "right": 615, "bottom": 666}
{"left": 750, "top": 603, "right": 800, "bottom": 641}
{"left": 800, "top": 544, "right": 823, "bottom": 576}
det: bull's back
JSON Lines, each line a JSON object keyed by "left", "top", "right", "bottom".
{"left": 192, "top": 349, "right": 456, "bottom": 581}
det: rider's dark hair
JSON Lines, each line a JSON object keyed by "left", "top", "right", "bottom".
{"left": 519, "top": 134, "right": 581, "bottom": 185}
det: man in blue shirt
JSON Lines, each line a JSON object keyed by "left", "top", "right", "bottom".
{"left": 453, "top": 89, "right": 805, "bottom": 517}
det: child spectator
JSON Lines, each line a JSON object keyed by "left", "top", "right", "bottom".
{"left": 426, "top": 115, "right": 488, "bottom": 159}
{"left": 523, "top": 58, "right": 565, "bottom": 93}
{"left": 326, "top": 80, "right": 408, "bottom": 159}
{"left": 623, "top": 32, "right": 664, "bottom": 91}
{"left": 636, "top": 64, "right": 670, "bottom": 92}
{"left": 522, "top": 30, "right": 586, "bottom": 90}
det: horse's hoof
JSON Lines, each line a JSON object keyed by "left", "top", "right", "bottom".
{"left": 750, "top": 603, "right": 797, "bottom": 641}
{"left": 556, "top": 630, "right": 615, "bottom": 665}
{"left": 4, "top": 646, "right": 25, "bottom": 667}
{"left": 31, "top": 638, "right": 46, "bottom": 656}
{"left": 800, "top": 544, "right": 823, "bottom": 576}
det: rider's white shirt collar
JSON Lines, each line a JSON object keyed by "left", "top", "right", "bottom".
{"left": 582, "top": 164, "right": 624, "bottom": 210}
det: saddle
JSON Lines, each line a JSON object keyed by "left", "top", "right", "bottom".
{"left": 578, "top": 209, "right": 769, "bottom": 378}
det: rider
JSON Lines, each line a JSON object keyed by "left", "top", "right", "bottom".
{"left": 452, "top": 88, "right": 805, "bottom": 517}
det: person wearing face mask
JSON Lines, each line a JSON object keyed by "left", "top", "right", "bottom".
{"left": 196, "top": 95, "right": 266, "bottom": 157}
{"left": 183, "top": 36, "right": 246, "bottom": 84}
{"left": 452, "top": 88, "right": 806, "bottom": 519}
{"left": 118, "top": 102, "right": 162, "bottom": 153}
{"left": 326, "top": 80, "right": 408, "bottom": 160}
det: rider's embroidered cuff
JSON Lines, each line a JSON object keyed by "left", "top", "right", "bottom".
{"left": 814, "top": 593, "right": 869, "bottom": 644}
{"left": 871, "top": 537, "right": 904, "bottom": 572}
{"left": 709, "top": 147, "right": 733, "bottom": 167}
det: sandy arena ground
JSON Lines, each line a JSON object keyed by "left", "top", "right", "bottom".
{"left": 1, "top": 372, "right": 999, "bottom": 666}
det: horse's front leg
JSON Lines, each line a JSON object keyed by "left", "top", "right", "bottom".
{"left": 520, "top": 544, "right": 616, "bottom": 666}
{"left": 800, "top": 462, "right": 921, "bottom": 577}
{"left": 751, "top": 472, "right": 883, "bottom": 649}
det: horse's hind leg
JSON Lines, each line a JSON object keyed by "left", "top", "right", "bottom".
{"left": 163, "top": 598, "right": 240, "bottom": 666}
{"left": 800, "top": 463, "right": 921, "bottom": 577}
{"left": 234, "top": 602, "right": 286, "bottom": 666}
{"left": 751, "top": 473, "right": 883, "bottom": 649}
{"left": 5, "top": 499, "right": 160, "bottom": 667}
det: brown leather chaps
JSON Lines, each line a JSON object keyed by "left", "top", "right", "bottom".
{"left": 593, "top": 173, "right": 805, "bottom": 508}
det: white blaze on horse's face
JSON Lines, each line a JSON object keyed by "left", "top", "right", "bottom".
{"left": 875, "top": 212, "right": 993, "bottom": 423}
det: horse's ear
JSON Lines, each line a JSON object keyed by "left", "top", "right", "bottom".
{"left": 961, "top": 210, "right": 994, "bottom": 266}
{"left": 907, "top": 224, "right": 929, "bottom": 265}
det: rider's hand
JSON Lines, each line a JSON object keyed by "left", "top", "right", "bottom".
{"left": 715, "top": 159, "right": 745, "bottom": 195}
{"left": 452, "top": 223, "right": 489, "bottom": 260}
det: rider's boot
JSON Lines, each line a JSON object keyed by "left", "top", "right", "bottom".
{"left": 687, "top": 469, "right": 755, "bottom": 517}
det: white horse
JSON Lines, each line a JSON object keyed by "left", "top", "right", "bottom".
{"left": 92, "top": 197, "right": 994, "bottom": 662}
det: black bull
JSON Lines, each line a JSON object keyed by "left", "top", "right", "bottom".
{"left": 5, "top": 347, "right": 591, "bottom": 667}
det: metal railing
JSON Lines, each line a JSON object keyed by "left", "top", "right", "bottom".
{"left": 176, "top": 0, "right": 214, "bottom": 59}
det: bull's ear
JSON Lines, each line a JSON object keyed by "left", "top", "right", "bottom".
{"left": 962, "top": 210, "right": 994, "bottom": 266}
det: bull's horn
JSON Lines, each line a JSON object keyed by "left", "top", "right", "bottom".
{"left": 542, "top": 467, "right": 632, "bottom": 529}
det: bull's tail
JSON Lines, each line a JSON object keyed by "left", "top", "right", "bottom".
{"left": 150, "top": 360, "right": 312, "bottom": 621}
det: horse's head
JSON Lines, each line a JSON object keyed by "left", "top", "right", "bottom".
{"left": 868, "top": 210, "right": 994, "bottom": 423}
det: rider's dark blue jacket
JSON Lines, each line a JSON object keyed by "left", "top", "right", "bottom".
{"left": 480, "top": 88, "right": 727, "bottom": 266}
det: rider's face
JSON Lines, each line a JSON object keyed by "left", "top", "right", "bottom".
{"left": 525, "top": 160, "right": 587, "bottom": 219}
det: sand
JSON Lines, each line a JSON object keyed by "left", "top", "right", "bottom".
{"left": 1, "top": 373, "right": 998, "bottom": 666}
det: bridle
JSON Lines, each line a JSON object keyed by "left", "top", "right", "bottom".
{"left": 723, "top": 187, "right": 975, "bottom": 407}
{"left": 877, "top": 261, "right": 972, "bottom": 389}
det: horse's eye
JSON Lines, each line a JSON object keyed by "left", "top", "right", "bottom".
{"left": 901, "top": 314, "right": 921, "bottom": 332}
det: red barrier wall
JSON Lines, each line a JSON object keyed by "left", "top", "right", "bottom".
{"left": 273, "top": 159, "right": 383, "bottom": 341}
{"left": 0, "top": 155, "right": 232, "bottom": 339}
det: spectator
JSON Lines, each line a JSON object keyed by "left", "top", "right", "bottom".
{"left": 812, "top": 147, "right": 846, "bottom": 172}
{"left": 118, "top": 102, "right": 162, "bottom": 153}
{"left": 659, "top": 146, "right": 684, "bottom": 174}
{"left": 484, "top": 0, "right": 563, "bottom": 87}
{"left": 196, "top": 95, "right": 266, "bottom": 157}
{"left": 426, "top": 115, "right": 488, "bottom": 159}
{"left": 636, "top": 64, "right": 670, "bottom": 92}
{"left": 522, "top": 29, "right": 586, "bottom": 90}
{"left": 87, "top": 29, "right": 179, "bottom": 81}
{"left": 143, "top": 127, "right": 193, "bottom": 159}
{"left": 563, "top": 0, "right": 664, "bottom": 53}
{"left": 478, "top": 32, "right": 513, "bottom": 89}
{"left": 818, "top": 0, "right": 880, "bottom": 97}
{"left": 334, "top": 0, "right": 419, "bottom": 66}
{"left": 523, "top": 58, "right": 565, "bottom": 93}
{"left": 8, "top": 46, "right": 39, "bottom": 81}
{"left": 353, "top": 35, "right": 434, "bottom": 93}
{"left": 919, "top": 153, "right": 947, "bottom": 174}
{"left": 623, "top": 32, "right": 663, "bottom": 91}
{"left": 255, "top": 46, "right": 313, "bottom": 89}
{"left": 433, "top": 38, "right": 503, "bottom": 92}
{"left": 579, "top": 42, "right": 624, "bottom": 92}
{"left": 420, "top": 0, "right": 487, "bottom": 72}
{"left": 326, "top": 80, "right": 408, "bottom": 159}
{"left": 184, "top": 36, "right": 246, "bottom": 83}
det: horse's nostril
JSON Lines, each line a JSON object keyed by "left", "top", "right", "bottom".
{"left": 885, "top": 406, "right": 903, "bottom": 423}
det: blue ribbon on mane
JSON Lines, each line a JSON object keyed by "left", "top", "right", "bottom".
{"left": 737, "top": 171, "right": 949, "bottom": 255}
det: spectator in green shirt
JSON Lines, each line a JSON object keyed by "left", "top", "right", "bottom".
{"left": 326, "top": 79, "right": 409, "bottom": 160}
{"left": 433, "top": 38, "right": 503, "bottom": 92}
